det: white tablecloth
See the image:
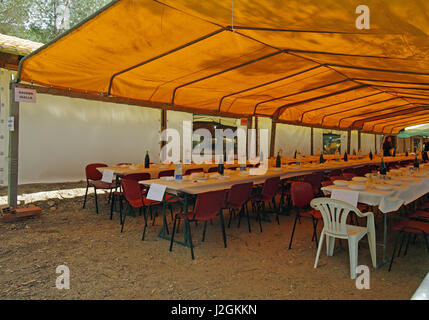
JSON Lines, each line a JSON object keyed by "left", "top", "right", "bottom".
{"left": 322, "top": 174, "right": 429, "bottom": 213}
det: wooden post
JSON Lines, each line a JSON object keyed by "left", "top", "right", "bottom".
{"left": 347, "top": 129, "right": 351, "bottom": 154}
{"left": 358, "top": 131, "right": 361, "bottom": 151}
{"left": 270, "top": 118, "right": 277, "bottom": 157}
{"left": 8, "top": 80, "right": 19, "bottom": 207}
{"left": 160, "top": 108, "right": 167, "bottom": 160}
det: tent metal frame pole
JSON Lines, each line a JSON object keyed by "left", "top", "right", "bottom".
{"left": 319, "top": 97, "right": 400, "bottom": 126}
{"left": 352, "top": 105, "right": 429, "bottom": 129}
{"left": 379, "top": 114, "right": 429, "bottom": 133}
{"left": 253, "top": 79, "right": 350, "bottom": 115}
{"left": 275, "top": 84, "right": 367, "bottom": 118}
{"left": 270, "top": 118, "right": 277, "bottom": 158}
{"left": 375, "top": 113, "right": 429, "bottom": 132}
{"left": 351, "top": 78, "right": 429, "bottom": 87}
{"left": 217, "top": 64, "right": 323, "bottom": 112}
{"left": 328, "top": 64, "right": 429, "bottom": 76}
{"left": 389, "top": 118, "right": 429, "bottom": 134}
{"left": 171, "top": 50, "right": 284, "bottom": 106}
{"left": 358, "top": 131, "right": 361, "bottom": 151}
{"left": 364, "top": 85, "right": 429, "bottom": 92}
{"left": 299, "top": 91, "right": 383, "bottom": 122}
{"left": 338, "top": 102, "right": 413, "bottom": 127}
{"left": 8, "top": 80, "right": 19, "bottom": 208}
{"left": 347, "top": 129, "right": 351, "bottom": 154}
{"left": 107, "top": 27, "right": 228, "bottom": 96}
{"left": 310, "top": 127, "right": 314, "bottom": 155}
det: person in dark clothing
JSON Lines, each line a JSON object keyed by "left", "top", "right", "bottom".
{"left": 382, "top": 136, "right": 394, "bottom": 156}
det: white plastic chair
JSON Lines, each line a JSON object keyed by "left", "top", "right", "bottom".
{"left": 310, "top": 198, "right": 376, "bottom": 279}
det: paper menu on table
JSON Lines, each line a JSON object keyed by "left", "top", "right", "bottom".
{"left": 101, "top": 169, "right": 114, "bottom": 183}
{"left": 146, "top": 183, "right": 167, "bottom": 201}
{"left": 331, "top": 189, "right": 359, "bottom": 207}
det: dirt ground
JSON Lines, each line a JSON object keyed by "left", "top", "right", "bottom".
{"left": 0, "top": 182, "right": 428, "bottom": 300}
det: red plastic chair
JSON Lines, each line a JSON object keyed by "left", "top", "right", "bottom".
{"left": 328, "top": 169, "right": 342, "bottom": 177}
{"left": 303, "top": 173, "right": 324, "bottom": 195}
{"left": 120, "top": 178, "right": 161, "bottom": 239}
{"left": 342, "top": 173, "right": 356, "bottom": 181}
{"left": 169, "top": 189, "right": 228, "bottom": 259}
{"left": 388, "top": 218, "right": 429, "bottom": 271}
{"left": 225, "top": 182, "right": 254, "bottom": 232}
{"left": 110, "top": 172, "right": 152, "bottom": 219}
{"left": 207, "top": 167, "right": 219, "bottom": 173}
{"left": 288, "top": 182, "right": 322, "bottom": 249}
{"left": 329, "top": 175, "right": 344, "bottom": 182}
{"left": 251, "top": 176, "right": 281, "bottom": 232}
{"left": 83, "top": 163, "right": 116, "bottom": 214}
{"left": 158, "top": 170, "right": 175, "bottom": 178}
{"left": 184, "top": 168, "right": 204, "bottom": 175}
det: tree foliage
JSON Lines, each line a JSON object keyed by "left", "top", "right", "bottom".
{"left": 0, "top": 0, "right": 112, "bottom": 43}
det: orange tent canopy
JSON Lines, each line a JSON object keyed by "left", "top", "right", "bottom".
{"left": 18, "top": 0, "right": 429, "bottom": 134}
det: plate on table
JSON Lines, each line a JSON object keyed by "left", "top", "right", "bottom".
{"left": 216, "top": 175, "right": 230, "bottom": 180}
{"left": 333, "top": 180, "right": 349, "bottom": 187}
{"left": 348, "top": 184, "right": 366, "bottom": 191}
{"left": 374, "top": 184, "right": 393, "bottom": 191}
{"left": 272, "top": 167, "right": 283, "bottom": 172}
{"left": 352, "top": 177, "right": 368, "bottom": 183}
{"left": 386, "top": 180, "right": 402, "bottom": 186}
{"left": 160, "top": 176, "right": 174, "bottom": 181}
{"left": 400, "top": 177, "right": 415, "bottom": 182}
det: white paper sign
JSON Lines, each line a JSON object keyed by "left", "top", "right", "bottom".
{"left": 146, "top": 183, "right": 167, "bottom": 201}
{"left": 14, "top": 87, "right": 37, "bottom": 103}
{"left": 101, "top": 169, "right": 114, "bottom": 183}
{"left": 331, "top": 189, "right": 359, "bottom": 208}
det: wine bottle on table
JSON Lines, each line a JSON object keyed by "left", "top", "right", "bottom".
{"left": 369, "top": 150, "right": 373, "bottom": 160}
{"left": 405, "top": 150, "right": 409, "bottom": 157}
{"left": 343, "top": 152, "right": 348, "bottom": 162}
{"left": 144, "top": 151, "right": 150, "bottom": 168}
{"left": 276, "top": 152, "right": 281, "bottom": 168}
{"left": 294, "top": 150, "right": 297, "bottom": 159}
{"left": 414, "top": 153, "right": 420, "bottom": 169}
{"left": 379, "top": 157, "right": 387, "bottom": 175}
{"left": 319, "top": 152, "right": 325, "bottom": 164}
{"left": 218, "top": 156, "right": 224, "bottom": 175}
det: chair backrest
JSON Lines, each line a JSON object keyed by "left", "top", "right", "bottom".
{"left": 260, "top": 176, "right": 280, "bottom": 201}
{"left": 342, "top": 168, "right": 354, "bottom": 174}
{"left": 227, "top": 182, "right": 253, "bottom": 207}
{"left": 192, "top": 189, "right": 227, "bottom": 220}
{"left": 329, "top": 175, "right": 344, "bottom": 182}
{"left": 290, "top": 182, "right": 314, "bottom": 208}
{"left": 116, "top": 162, "right": 132, "bottom": 166}
{"left": 310, "top": 198, "right": 363, "bottom": 237}
{"left": 353, "top": 166, "right": 368, "bottom": 177}
{"left": 207, "top": 167, "right": 218, "bottom": 173}
{"left": 329, "top": 169, "right": 342, "bottom": 177}
{"left": 303, "top": 173, "right": 324, "bottom": 190}
{"left": 158, "top": 170, "right": 175, "bottom": 178}
{"left": 321, "top": 180, "right": 333, "bottom": 187}
{"left": 121, "top": 178, "right": 143, "bottom": 207}
{"left": 124, "top": 173, "right": 151, "bottom": 181}
{"left": 184, "top": 168, "right": 204, "bottom": 175}
{"left": 342, "top": 173, "right": 356, "bottom": 181}
{"left": 85, "top": 163, "right": 108, "bottom": 181}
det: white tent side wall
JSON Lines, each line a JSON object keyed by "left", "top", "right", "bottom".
{"left": 18, "top": 94, "right": 161, "bottom": 184}
{"left": 275, "top": 123, "right": 311, "bottom": 157}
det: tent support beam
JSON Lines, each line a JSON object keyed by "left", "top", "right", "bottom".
{"left": 8, "top": 80, "right": 19, "bottom": 208}
{"left": 319, "top": 97, "right": 400, "bottom": 126}
{"left": 253, "top": 79, "right": 349, "bottom": 115}
{"left": 310, "top": 127, "right": 314, "bottom": 155}
{"left": 352, "top": 105, "right": 429, "bottom": 129}
{"left": 217, "top": 64, "right": 323, "bottom": 112}
{"left": 379, "top": 115, "right": 429, "bottom": 133}
{"left": 358, "top": 131, "right": 361, "bottom": 151}
{"left": 328, "top": 64, "right": 429, "bottom": 76}
{"left": 107, "top": 27, "right": 228, "bottom": 96}
{"left": 389, "top": 118, "right": 429, "bottom": 134}
{"left": 276, "top": 84, "right": 367, "bottom": 118}
{"left": 339, "top": 102, "right": 414, "bottom": 127}
{"left": 171, "top": 50, "right": 284, "bottom": 106}
{"left": 270, "top": 118, "right": 276, "bottom": 157}
{"left": 299, "top": 91, "right": 383, "bottom": 122}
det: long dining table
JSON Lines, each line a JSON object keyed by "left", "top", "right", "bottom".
{"left": 322, "top": 166, "right": 429, "bottom": 268}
